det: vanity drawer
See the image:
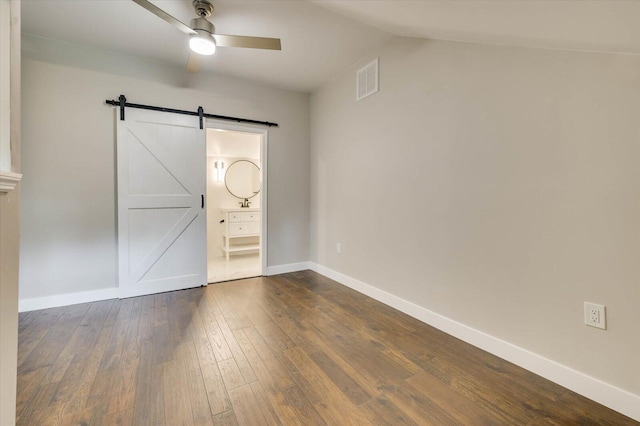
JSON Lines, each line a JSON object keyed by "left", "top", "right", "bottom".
{"left": 240, "top": 212, "right": 260, "bottom": 222}
{"left": 228, "top": 212, "right": 243, "bottom": 222}
{"left": 229, "top": 223, "right": 255, "bottom": 236}
{"left": 228, "top": 211, "right": 260, "bottom": 222}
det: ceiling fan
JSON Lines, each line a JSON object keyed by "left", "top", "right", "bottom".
{"left": 132, "top": 0, "right": 281, "bottom": 72}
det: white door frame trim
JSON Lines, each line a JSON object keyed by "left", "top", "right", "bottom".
{"left": 205, "top": 119, "right": 269, "bottom": 277}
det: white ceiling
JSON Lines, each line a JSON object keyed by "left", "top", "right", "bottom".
{"left": 21, "top": 0, "right": 393, "bottom": 92}
{"left": 21, "top": 1, "right": 640, "bottom": 93}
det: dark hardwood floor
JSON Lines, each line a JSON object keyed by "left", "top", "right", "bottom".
{"left": 16, "top": 270, "right": 638, "bottom": 425}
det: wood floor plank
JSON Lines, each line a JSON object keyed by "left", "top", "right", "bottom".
{"left": 98, "top": 298, "right": 135, "bottom": 372}
{"left": 232, "top": 328, "right": 279, "bottom": 392}
{"left": 282, "top": 384, "right": 326, "bottom": 426}
{"left": 16, "top": 382, "right": 60, "bottom": 426}
{"left": 152, "top": 293, "right": 169, "bottom": 328}
{"left": 109, "top": 364, "right": 139, "bottom": 415}
{"left": 300, "top": 328, "right": 380, "bottom": 394}
{"left": 213, "top": 284, "right": 254, "bottom": 330}
{"left": 389, "top": 374, "right": 488, "bottom": 425}
{"left": 200, "top": 361, "right": 232, "bottom": 416}
{"left": 254, "top": 320, "right": 298, "bottom": 356}
{"left": 167, "top": 290, "right": 197, "bottom": 347}
{"left": 189, "top": 296, "right": 221, "bottom": 367}
{"left": 163, "top": 359, "right": 195, "bottom": 426}
{"left": 234, "top": 329, "right": 305, "bottom": 425}
{"left": 554, "top": 391, "right": 639, "bottom": 425}
{"left": 526, "top": 416, "right": 565, "bottom": 426}
{"left": 202, "top": 309, "right": 234, "bottom": 362}
{"left": 51, "top": 301, "right": 120, "bottom": 419}
{"left": 313, "top": 398, "right": 370, "bottom": 426}
{"left": 18, "top": 310, "right": 39, "bottom": 332}
{"left": 217, "top": 357, "right": 246, "bottom": 391}
{"left": 215, "top": 309, "right": 258, "bottom": 384}
{"left": 18, "top": 303, "right": 90, "bottom": 376}
{"left": 17, "top": 307, "right": 68, "bottom": 371}
{"left": 132, "top": 348, "right": 165, "bottom": 426}
{"left": 179, "top": 341, "right": 215, "bottom": 425}
{"left": 212, "top": 409, "right": 238, "bottom": 426}
{"left": 242, "top": 326, "right": 295, "bottom": 390}
{"left": 85, "top": 370, "right": 112, "bottom": 412}
{"left": 307, "top": 350, "right": 371, "bottom": 405}
{"left": 409, "top": 352, "right": 544, "bottom": 423}
{"left": 249, "top": 288, "right": 321, "bottom": 353}
{"left": 88, "top": 404, "right": 110, "bottom": 425}
{"left": 58, "top": 405, "right": 107, "bottom": 425}
{"left": 227, "top": 383, "right": 268, "bottom": 426}
{"left": 285, "top": 346, "right": 371, "bottom": 425}
{"left": 284, "top": 346, "right": 339, "bottom": 403}
{"left": 304, "top": 311, "right": 415, "bottom": 385}
{"left": 360, "top": 395, "right": 421, "bottom": 426}
{"left": 248, "top": 381, "right": 284, "bottom": 426}
{"left": 135, "top": 294, "right": 156, "bottom": 343}
{"left": 16, "top": 271, "right": 639, "bottom": 426}
{"left": 205, "top": 285, "right": 250, "bottom": 331}
{"left": 275, "top": 348, "right": 324, "bottom": 405}
{"left": 103, "top": 409, "right": 133, "bottom": 426}
{"left": 15, "top": 366, "right": 51, "bottom": 420}
{"left": 264, "top": 388, "right": 304, "bottom": 426}
{"left": 100, "top": 303, "right": 144, "bottom": 416}
{"left": 46, "top": 300, "right": 117, "bottom": 386}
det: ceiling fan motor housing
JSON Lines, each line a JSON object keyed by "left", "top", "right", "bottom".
{"left": 191, "top": 17, "right": 214, "bottom": 35}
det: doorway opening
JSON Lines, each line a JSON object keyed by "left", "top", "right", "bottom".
{"left": 206, "top": 124, "right": 266, "bottom": 283}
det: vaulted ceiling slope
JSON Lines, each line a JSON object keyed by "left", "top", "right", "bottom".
{"left": 22, "top": 1, "right": 640, "bottom": 93}
{"left": 314, "top": 0, "right": 640, "bottom": 55}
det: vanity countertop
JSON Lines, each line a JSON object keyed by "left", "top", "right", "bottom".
{"left": 220, "top": 207, "right": 261, "bottom": 212}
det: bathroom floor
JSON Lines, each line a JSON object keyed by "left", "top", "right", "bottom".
{"left": 207, "top": 253, "right": 261, "bottom": 283}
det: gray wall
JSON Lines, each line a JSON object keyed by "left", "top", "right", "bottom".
{"left": 310, "top": 37, "right": 640, "bottom": 396}
{"left": 20, "top": 35, "right": 310, "bottom": 301}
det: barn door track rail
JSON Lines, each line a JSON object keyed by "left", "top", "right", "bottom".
{"left": 105, "top": 95, "right": 279, "bottom": 129}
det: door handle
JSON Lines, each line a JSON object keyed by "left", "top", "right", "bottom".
{"left": 201, "top": 194, "right": 204, "bottom": 209}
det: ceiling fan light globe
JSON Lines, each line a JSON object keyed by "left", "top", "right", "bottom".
{"left": 189, "top": 32, "right": 216, "bottom": 55}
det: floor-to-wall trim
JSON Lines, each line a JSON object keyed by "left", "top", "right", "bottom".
{"left": 266, "top": 261, "right": 311, "bottom": 276}
{"left": 308, "top": 262, "right": 640, "bottom": 422}
{"left": 18, "top": 287, "right": 118, "bottom": 312}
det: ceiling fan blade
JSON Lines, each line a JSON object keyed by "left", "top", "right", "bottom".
{"left": 213, "top": 34, "right": 281, "bottom": 50}
{"left": 131, "top": 0, "right": 196, "bottom": 35}
{"left": 186, "top": 51, "right": 202, "bottom": 73}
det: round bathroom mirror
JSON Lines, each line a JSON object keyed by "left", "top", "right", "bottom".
{"left": 225, "top": 160, "right": 261, "bottom": 199}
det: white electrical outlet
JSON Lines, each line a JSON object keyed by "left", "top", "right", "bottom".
{"left": 336, "top": 243, "right": 342, "bottom": 254}
{"left": 584, "top": 302, "right": 606, "bottom": 330}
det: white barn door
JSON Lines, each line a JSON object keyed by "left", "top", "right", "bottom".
{"left": 116, "top": 109, "right": 206, "bottom": 298}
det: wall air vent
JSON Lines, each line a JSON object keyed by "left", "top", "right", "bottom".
{"left": 356, "top": 58, "right": 379, "bottom": 101}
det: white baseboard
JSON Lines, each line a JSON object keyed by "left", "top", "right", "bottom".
{"left": 17, "top": 261, "right": 312, "bottom": 311}
{"left": 266, "top": 261, "right": 311, "bottom": 276}
{"left": 19, "top": 287, "right": 118, "bottom": 312}
{"left": 308, "top": 262, "right": 640, "bottom": 422}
